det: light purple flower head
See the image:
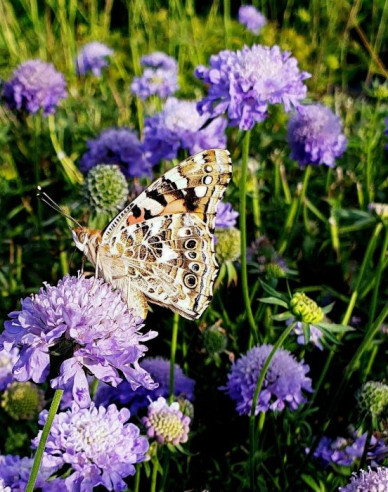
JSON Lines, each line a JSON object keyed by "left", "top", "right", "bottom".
{"left": 238, "top": 6, "right": 267, "bottom": 34}
{"left": 141, "top": 52, "right": 178, "bottom": 71}
{"left": 0, "top": 347, "right": 19, "bottom": 391}
{"left": 80, "top": 128, "right": 152, "bottom": 178}
{"left": 142, "top": 397, "right": 191, "bottom": 445}
{"left": 292, "top": 321, "right": 324, "bottom": 350}
{"left": 288, "top": 104, "right": 347, "bottom": 167}
{"left": 33, "top": 403, "right": 148, "bottom": 491}
{"left": 222, "top": 344, "right": 313, "bottom": 415}
{"left": 339, "top": 467, "right": 388, "bottom": 491}
{"left": 76, "top": 42, "right": 113, "bottom": 76}
{"left": 1, "top": 275, "right": 158, "bottom": 408}
{"left": 195, "top": 44, "right": 310, "bottom": 130}
{"left": 131, "top": 68, "right": 179, "bottom": 100}
{"left": 95, "top": 356, "right": 195, "bottom": 414}
{"left": 215, "top": 202, "right": 239, "bottom": 229}
{"left": 143, "top": 97, "right": 227, "bottom": 165}
{"left": 2, "top": 59, "right": 67, "bottom": 115}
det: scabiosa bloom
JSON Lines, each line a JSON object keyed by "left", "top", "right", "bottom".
{"left": 95, "top": 356, "right": 195, "bottom": 414}
{"left": 238, "top": 6, "right": 267, "bottom": 34}
{"left": 0, "top": 348, "right": 19, "bottom": 391}
{"left": 292, "top": 321, "right": 324, "bottom": 350}
{"left": 287, "top": 104, "right": 347, "bottom": 167}
{"left": 141, "top": 52, "right": 178, "bottom": 71}
{"left": 1, "top": 275, "right": 158, "bottom": 408}
{"left": 222, "top": 344, "right": 313, "bottom": 415}
{"left": 143, "top": 97, "right": 227, "bottom": 165}
{"left": 215, "top": 202, "right": 239, "bottom": 228}
{"left": 76, "top": 42, "right": 113, "bottom": 76}
{"left": 32, "top": 403, "right": 148, "bottom": 491}
{"left": 339, "top": 467, "right": 388, "bottom": 491}
{"left": 142, "top": 397, "right": 190, "bottom": 445}
{"left": 195, "top": 45, "right": 310, "bottom": 131}
{"left": 2, "top": 60, "right": 67, "bottom": 115}
{"left": 356, "top": 381, "right": 388, "bottom": 417}
{"left": 80, "top": 128, "right": 152, "bottom": 178}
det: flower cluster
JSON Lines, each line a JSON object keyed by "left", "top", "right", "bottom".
{"left": 290, "top": 292, "right": 323, "bottom": 324}
{"left": 287, "top": 104, "right": 347, "bottom": 167}
{"left": 33, "top": 403, "right": 148, "bottom": 491}
{"left": 1, "top": 381, "right": 45, "bottom": 420}
{"left": 80, "top": 128, "right": 152, "bottom": 178}
{"left": 143, "top": 97, "right": 227, "bottom": 165}
{"left": 195, "top": 44, "right": 310, "bottom": 130}
{"left": 2, "top": 59, "right": 67, "bottom": 115}
{"left": 356, "top": 381, "right": 388, "bottom": 417}
{"left": 215, "top": 227, "right": 241, "bottom": 263}
{"left": 339, "top": 467, "right": 388, "bottom": 491}
{"left": 222, "top": 344, "right": 313, "bottom": 415}
{"left": 215, "top": 202, "right": 239, "bottom": 229}
{"left": 238, "top": 5, "right": 267, "bottom": 34}
{"left": 0, "top": 348, "right": 19, "bottom": 391}
{"left": 131, "top": 51, "right": 178, "bottom": 100}
{"left": 76, "top": 42, "right": 113, "bottom": 76}
{"left": 1, "top": 275, "right": 158, "bottom": 408}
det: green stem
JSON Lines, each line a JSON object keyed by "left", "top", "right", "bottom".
{"left": 133, "top": 463, "right": 141, "bottom": 492}
{"left": 150, "top": 452, "right": 159, "bottom": 492}
{"left": 26, "top": 389, "right": 63, "bottom": 492}
{"left": 359, "top": 426, "right": 373, "bottom": 471}
{"left": 369, "top": 225, "right": 388, "bottom": 322}
{"left": 169, "top": 312, "right": 179, "bottom": 403}
{"left": 240, "top": 131, "right": 258, "bottom": 342}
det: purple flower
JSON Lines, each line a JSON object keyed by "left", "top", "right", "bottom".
{"left": 141, "top": 52, "right": 178, "bottom": 71}
{"left": 339, "top": 467, "right": 388, "bottom": 491}
{"left": 222, "top": 344, "right": 313, "bottom": 415}
{"left": 80, "top": 128, "right": 152, "bottom": 178}
{"left": 215, "top": 201, "right": 239, "bottom": 228}
{"left": 131, "top": 68, "right": 178, "bottom": 100}
{"left": 238, "top": 6, "right": 267, "bottom": 34}
{"left": 1, "top": 275, "right": 158, "bottom": 408}
{"left": 0, "top": 348, "right": 19, "bottom": 391}
{"left": 95, "top": 356, "right": 195, "bottom": 414}
{"left": 287, "top": 104, "right": 347, "bottom": 167}
{"left": 32, "top": 403, "right": 148, "bottom": 491}
{"left": 143, "top": 97, "right": 227, "bottom": 165}
{"left": 195, "top": 45, "right": 310, "bottom": 130}
{"left": 2, "top": 60, "right": 67, "bottom": 115}
{"left": 76, "top": 42, "right": 113, "bottom": 76}
{"left": 142, "top": 397, "right": 190, "bottom": 445}
{"left": 292, "top": 321, "right": 324, "bottom": 350}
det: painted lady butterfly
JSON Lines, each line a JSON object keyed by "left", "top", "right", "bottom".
{"left": 61, "top": 149, "right": 231, "bottom": 320}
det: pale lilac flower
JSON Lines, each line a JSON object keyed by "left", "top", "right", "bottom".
{"left": 80, "top": 128, "right": 152, "bottom": 178}
{"left": 215, "top": 202, "right": 239, "bottom": 228}
{"left": 2, "top": 60, "right": 67, "bottom": 115}
{"left": 339, "top": 467, "right": 388, "bottom": 491}
{"left": 238, "top": 6, "right": 267, "bottom": 34}
{"left": 95, "top": 356, "right": 195, "bottom": 414}
{"left": 288, "top": 104, "right": 347, "bottom": 167}
{"left": 222, "top": 344, "right": 313, "bottom": 415}
{"left": 143, "top": 97, "right": 227, "bottom": 165}
{"left": 32, "top": 403, "right": 148, "bottom": 491}
{"left": 0, "top": 348, "right": 19, "bottom": 391}
{"left": 195, "top": 45, "right": 310, "bottom": 130}
{"left": 76, "top": 42, "right": 113, "bottom": 76}
{"left": 292, "top": 321, "right": 324, "bottom": 350}
{"left": 141, "top": 52, "right": 178, "bottom": 71}
{"left": 131, "top": 68, "right": 178, "bottom": 99}
{"left": 142, "top": 396, "right": 190, "bottom": 445}
{"left": 1, "top": 275, "right": 158, "bottom": 408}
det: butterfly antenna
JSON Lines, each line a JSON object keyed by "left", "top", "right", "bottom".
{"left": 37, "top": 186, "right": 82, "bottom": 228}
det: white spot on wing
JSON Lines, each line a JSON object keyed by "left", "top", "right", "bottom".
{"left": 195, "top": 186, "right": 207, "bottom": 198}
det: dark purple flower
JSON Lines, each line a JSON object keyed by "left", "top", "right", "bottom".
{"left": 80, "top": 128, "right": 152, "bottom": 178}
{"left": 32, "top": 403, "right": 148, "bottom": 491}
{"left": 238, "top": 6, "right": 267, "bottom": 34}
{"left": 222, "top": 344, "right": 313, "bottom": 415}
{"left": 339, "top": 467, "right": 388, "bottom": 491}
{"left": 288, "top": 104, "right": 347, "bottom": 167}
{"left": 76, "top": 42, "right": 113, "bottom": 76}
{"left": 143, "top": 97, "right": 227, "bottom": 165}
{"left": 131, "top": 68, "right": 178, "bottom": 100}
{"left": 2, "top": 60, "right": 67, "bottom": 115}
{"left": 95, "top": 356, "right": 195, "bottom": 414}
{"left": 1, "top": 275, "right": 158, "bottom": 408}
{"left": 215, "top": 201, "right": 239, "bottom": 228}
{"left": 141, "top": 52, "right": 178, "bottom": 71}
{"left": 195, "top": 45, "right": 310, "bottom": 130}
{"left": 0, "top": 347, "right": 19, "bottom": 391}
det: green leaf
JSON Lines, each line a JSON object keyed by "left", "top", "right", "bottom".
{"left": 316, "top": 322, "right": 354, "bottom": 332}
{"left": 321, "top": 302, "right": 335, "bottom": 314}
{"left": 259, "top": 280, "right": 289, "bottom": 302}
{"left": 302, "top": 322, "right": 311, "bottom": 345}
{"left": 272, "top": 311, "right": 292, "bottom": 321}
{"left": 301, "top": 474, "right": 325, "bottom": 492}
{"left": 258, "top": 296, "right": 289, "bottom": 308}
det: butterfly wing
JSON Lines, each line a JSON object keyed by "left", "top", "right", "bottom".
{"left": 100, "top": 148, "right": 232, "bottom": 320}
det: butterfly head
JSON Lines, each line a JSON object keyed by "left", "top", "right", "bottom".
{"left": 72, "top": 227, "right": 102, "bottom": 261}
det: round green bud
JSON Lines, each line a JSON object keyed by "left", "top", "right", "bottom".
{"left": 215, "top": 228, "right": 241, "bottom": 263}
{"left": 1, "top": 382, "right": 45, "bottom": 420}
{"left": 326, "top": 55, "right": 340, "bottom": 71}
{"left": 265, "top": 261, "right": 286, "bottom": 279}
{"left": 356, "top": 381, "right": 388, "bottom": 417}
{"left": 290, "top": 292, "right": 323, "bottom": 324}
{"left": 203, "top": 324, "right": 228, "bottom": 355}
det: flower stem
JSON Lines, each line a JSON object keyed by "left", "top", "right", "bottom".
{"left": 150, "top": 451, "right": 159, "bottom": 492}
{"left": 240, "top": 130, "right": 258, "bottom": 342}
{"left": 169, "top": 312, "right": 179, "bottom": 403}
{"left": 26, "top": 389, "right": 63, "bottom": 492}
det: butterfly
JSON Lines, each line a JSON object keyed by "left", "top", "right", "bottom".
{"left": 43, "top": 149, "right": 232, "bottom": 320}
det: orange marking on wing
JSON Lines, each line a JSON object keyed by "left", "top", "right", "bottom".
{"left": 127, "top": 212, "right": 145, "bottom": 225}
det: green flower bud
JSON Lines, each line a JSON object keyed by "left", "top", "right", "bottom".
{"left": 297, "top": 8, "right": 311, "bottom": 23}
{"left": 215, "top": 228, "right": 241, "bottom": 263}
{"left": 290, "top": 292, "right": 323, "bottom": 324}
{"left": 356, "top": 381, "right": 388, "bottom": 417}
{"left": 177, "top": 397, "right": 194, "bottom": 419}
{"left": 265, "top": 261, "right": 286, "bottom": 279}
{"left": 203, "top": 324, "right": 228, "bottom": 355}
{"left": 326, "top": 55, "right": 340, "bottom": 71}
{"left": 1, "top": 382, "right": 45, "bottom": 420}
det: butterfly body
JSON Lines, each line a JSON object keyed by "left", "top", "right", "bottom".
{"left": 72, "top": 149, "right": 232, "bottom": 320}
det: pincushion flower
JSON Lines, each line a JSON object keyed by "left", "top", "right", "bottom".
{"left": 141, "top": 52, "right": 178, "bottom": 71}
{"left": 95, "top": 356, "right": 195, "bottom": 414}
{"left": 238, "top": 6, "right": 267, "bottom": 34}
{"left": 222, "top": 344, "right": 313, "bottom": 415}
{"left": 2, "top": 59, "right": 67, "bottom": 115}
{"left": 195, "top": 45, "right": 310, "bottom": 130}
{"left": 80, "top": 128, "right": 152, "bottom": 178}
{"left": 143, "top": 97, "right": 227, "bottom": 165}
{"left": 32, "top": 403, "right": 148, "bottom": 491}
{"left": 0, "top": 347, "right": 19, "bottom": 391}
{"left": 287, "top": 104, "right": 347, "bottom": 167}
{"left": 339, "top": 467, "right": 388, "bottom": 491}
{"left": 76, "top": 42, "right": 113, "bottom": 76}
{"left": 215, "top": 202, "right": 239, "bottom": 228}
{"left": 0, "top": 275, "right": 158, "bottom": 408}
